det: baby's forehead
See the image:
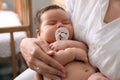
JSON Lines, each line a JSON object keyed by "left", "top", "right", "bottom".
{"left": 43, "top": 8, "right": 66, "bottom": 14}
{"left": 41, "top": 9, "right": 68, "bottom": 18}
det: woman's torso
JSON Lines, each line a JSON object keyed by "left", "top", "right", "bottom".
{"left": 66, "top": 0, "right": 120, "bottom": 79}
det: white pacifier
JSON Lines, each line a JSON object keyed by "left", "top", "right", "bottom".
{"left": 55, "top": 27, "right": 69, "bottom": 40}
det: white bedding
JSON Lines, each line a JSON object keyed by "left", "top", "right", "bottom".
{"left": 0, "top": 11, "right": 21, "bottom": 27}
{"left": 14, "top": 68, "right": 35, "bottom": 80}
{"left": 0, "top": 11, "right": 27, "bottom": 57}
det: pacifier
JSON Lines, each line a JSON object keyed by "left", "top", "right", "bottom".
{"left": 55, "top": 27, "right": 69, "bottom": 40}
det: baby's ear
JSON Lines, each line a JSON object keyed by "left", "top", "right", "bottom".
{"left": 36, "top": 29, "right": 40, "bottom": 37}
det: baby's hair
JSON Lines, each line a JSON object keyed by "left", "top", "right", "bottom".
{"left": 35, "top": 4, "right": 66, "bottom": 29}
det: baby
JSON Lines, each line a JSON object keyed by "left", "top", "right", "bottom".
{"left": 35, "top": 4, "right": 96, "bottom": 80}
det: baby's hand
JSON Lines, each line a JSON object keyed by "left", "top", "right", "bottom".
{"left": 49, "top": 40, "right": 68, "bottom": 51}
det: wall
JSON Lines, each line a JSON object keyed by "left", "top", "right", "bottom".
{"left": 2, "top": 0, "right": 13, "bottom": 10}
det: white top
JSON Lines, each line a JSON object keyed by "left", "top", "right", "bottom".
{"left": 66, "top": 0, "right": 120, "bottom": 80}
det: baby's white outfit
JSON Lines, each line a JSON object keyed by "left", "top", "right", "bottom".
{"left": 66, "top": 0, "right": 120, "bottom": 80}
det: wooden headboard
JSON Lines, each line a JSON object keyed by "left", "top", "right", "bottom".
{"left": 0, "top": 0, "right": 2, "bottom": 10}
{"left": 14, "top": 0, "right": 31, "bottom": 26}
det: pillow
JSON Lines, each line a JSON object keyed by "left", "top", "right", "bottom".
{"left": 0, "top": 11, "right": 21, "bottom": 27}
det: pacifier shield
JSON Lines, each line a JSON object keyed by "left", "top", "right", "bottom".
{"left": 55, "top": 27, "right": 69, "bottom": 40}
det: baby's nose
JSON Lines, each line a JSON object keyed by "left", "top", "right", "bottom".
{"left": 57, "top": 23, "right": 64, "bottom": 28}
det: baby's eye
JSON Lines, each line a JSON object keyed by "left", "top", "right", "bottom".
{"left": 62, "top": 20, "right": 71, "bottom": 24}
{"left": 47, "top": 22, "right": 56, "bottom": 25}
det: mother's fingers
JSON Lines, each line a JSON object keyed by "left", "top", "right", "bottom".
{"left": 34, "top": 48, "right": 66, "bottom": 74}
{"left": 35, "top": 38, "right": 50, "bottom": 52}
{"left": 34, "top": 39, "right": 66, "bottom": 73}
{"left": 37, "top": 60, "right": 64, "bottom": 78}
{"left": 29, "top": 57, "right": 65, "bottom": 78}
{"left": 44, "top": 74, "right": 61, "bottom": 80}
{"left": 27, "top": 38, "right": 66, "bottom": 78}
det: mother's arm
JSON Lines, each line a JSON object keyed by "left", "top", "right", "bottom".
{"left": 20, "top": 38, "right": 66, "bottom": 79}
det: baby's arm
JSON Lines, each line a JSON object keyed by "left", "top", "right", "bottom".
{"left": 49, "top": 40, "right": 88, "bottom": 52}
{"left": 52, "top": 47, "right": 88, "bottom": 65}
{"left": 49, "top": 40, "right": 88, "bottom": 64}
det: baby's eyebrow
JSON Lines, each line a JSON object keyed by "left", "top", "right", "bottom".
{"left": 47, "top": 20, "right": 56, "bottom": 22}
{"left": 62, "top": 18, "right": 71, "bottom": 21}
{"left": 62, "top": 19, "right": 71, "bottom": 23}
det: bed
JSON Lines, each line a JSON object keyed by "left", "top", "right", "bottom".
{"left": 0, "top": 0, "right": 33, "bottom": 78}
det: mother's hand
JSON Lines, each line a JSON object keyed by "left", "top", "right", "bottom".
{"left": 20, "top": 38, "right": 66, "bottom": 79}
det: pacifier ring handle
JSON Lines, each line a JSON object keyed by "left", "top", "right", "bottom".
{"left": 55, "top": 27, "right": 69, "bottom": 40}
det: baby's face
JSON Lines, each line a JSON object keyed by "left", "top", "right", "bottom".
{"left": 37, "top": 9, "right": 74, "bottom": 43}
